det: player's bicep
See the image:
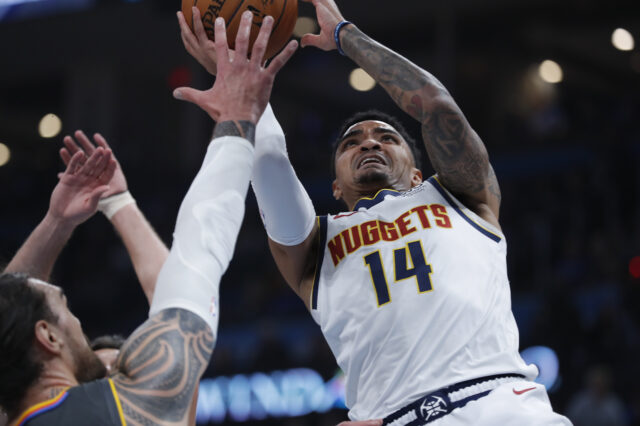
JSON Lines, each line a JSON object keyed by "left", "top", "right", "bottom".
{"left": 422, "top": 99, "right": 501, "bottom": 221}
{"left": 111, "top": 308, "right": 214, "bottom": 425}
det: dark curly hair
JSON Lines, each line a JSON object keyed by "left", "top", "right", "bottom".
{"left": 91, "top": 334, "right": 126, "bottom": 351}
{"left": 0, "top": 273, "right": 58, "bottom": 417}
{"left": 331, "top": 110, "right": 422, "bottom": 178}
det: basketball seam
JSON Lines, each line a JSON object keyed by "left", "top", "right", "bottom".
{"left": 273, "top": 0, "right": 288, "bottom": 34}
{"left": 227, "top": 0, "right": 246, "bottom": 26}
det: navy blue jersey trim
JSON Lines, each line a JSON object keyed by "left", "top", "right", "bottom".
{"left": 311, "top": 216, "right": 328, "bottom": 310}
{"left": 353, "top": 189, "right": 401, "bottom": 211}
{"left": 427, "top": 177, "right": 502, "bottom": 243}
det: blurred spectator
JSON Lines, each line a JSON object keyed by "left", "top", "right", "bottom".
{"left": 566, "top": 366, "right": 628, "bottom": 426}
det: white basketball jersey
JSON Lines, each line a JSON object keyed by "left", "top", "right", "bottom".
{"left": 310, "top": 177, "right": 538, "bottom": 421}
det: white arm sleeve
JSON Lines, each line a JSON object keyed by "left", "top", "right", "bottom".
{"left": 252, "top": 104, "right": 316, "bottom": 246}
{"left": 149, "top": 136, "right": 254, "bottom": 338}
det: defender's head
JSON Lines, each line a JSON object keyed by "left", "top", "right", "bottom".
{"left": 0, "top": 273, "right": 106, "bottom": 417}
{"left": 331, "top": 111, "right": 422, "bottom": 209}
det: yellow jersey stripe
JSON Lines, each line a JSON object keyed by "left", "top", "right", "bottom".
{"left": 108, "top": 379, "right": 127, "bottom": 426}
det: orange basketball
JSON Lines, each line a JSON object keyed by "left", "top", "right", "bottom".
{"left": 182, "top": 0, "right": 298, "bottom": 60}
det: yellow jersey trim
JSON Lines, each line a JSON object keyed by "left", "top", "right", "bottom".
{"left": 108, "top": 378, "right": 127, "bottom": 426}
{"left": 355, "top": 187, "right": 401, "bottom": 203}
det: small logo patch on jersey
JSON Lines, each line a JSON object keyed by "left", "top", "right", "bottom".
{"left": 513, "top": 386, "right": 536, "bottom": 395}
{"left": 419, "top": 395, "right": 448, "bottom": 422}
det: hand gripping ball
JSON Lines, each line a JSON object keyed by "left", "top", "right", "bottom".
{"left": 182, "top": 0, "right": 298, "bottom": 60}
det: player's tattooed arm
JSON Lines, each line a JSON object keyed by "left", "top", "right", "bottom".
{"left": 340, "top": 26, "right": 501, "bottom": 219}
{"left": 213, "top": 120, "right": 256, "bottom": 145}
{"left": 112, "top": 309, "right": 214, "bottom": 425}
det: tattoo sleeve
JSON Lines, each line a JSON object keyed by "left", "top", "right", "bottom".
{"left": 340, "top": 25, "right": 501, "bottom": 213}
{"left": 213, "top": 120, "right": 256, "bottom": 145}
{"left": 112, "top": 309, "right": 214, "bottom": 425}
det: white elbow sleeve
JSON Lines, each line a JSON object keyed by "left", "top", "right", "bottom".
{"left": 251, "top": 104, "right": 316, "bottom": 246}
{"left": 150, "top": 136, "right": 254, "bottom": 338}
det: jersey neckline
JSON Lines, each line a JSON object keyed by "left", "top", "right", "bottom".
{"left": 352, "top": 188, "right": 402, "bottom": 211}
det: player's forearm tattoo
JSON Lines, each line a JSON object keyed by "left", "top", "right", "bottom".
{"left": 341, "top": 26, "right": 500, "bottom": 205}
{"left": 213, "top": 120, "right": 256, "bottom": 144}
{"left": 112, "top": 309, "right": 214, "bottom": 425}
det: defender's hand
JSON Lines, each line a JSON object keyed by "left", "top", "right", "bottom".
{"left": 300, "top": 0, "right": 346, "bottom": 51}
{"left": 48, "top": 148, "right": 116, "bottom": 226}
{"left": 60, "top": 130, "right": 128, "bottom": 198}
{"left": 178, "top": 7, "right": 220, "bottom": 76}
{"left": 174, "top": 11, "right": 298, "bottom": 124}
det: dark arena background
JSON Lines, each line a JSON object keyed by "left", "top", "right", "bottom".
{"left": 1, "top": 0, "right": 639, "bottom": 424}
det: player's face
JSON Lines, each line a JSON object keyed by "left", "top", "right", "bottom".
{"left": 333, "top": 120, "right": 422, "bottom": 202}
{"left": 29, "top": 279, "right": 107, "bottom": 382}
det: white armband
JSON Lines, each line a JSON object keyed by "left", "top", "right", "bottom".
{"left": 150, "top": 136, "right": 254, "bottom": 338}
{"left": 98, "top": 191, "right": 136, "bottom": 220}
{"left": 252, "top": 104, "right": 316, "bottom": 246}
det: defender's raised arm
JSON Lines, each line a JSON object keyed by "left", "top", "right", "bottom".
{"left": 111, "top": 13, "right": 298, "bottom": 424}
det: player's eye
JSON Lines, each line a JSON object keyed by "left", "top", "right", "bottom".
{"left": 381, "top": 135, "right": 398, "bottom": 143}
{"left": 342, "top": 140, "right": 357, "bottom": 150}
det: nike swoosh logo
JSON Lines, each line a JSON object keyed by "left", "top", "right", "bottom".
{"left": 513, "top": 387, "right": 536, "bottom": 395}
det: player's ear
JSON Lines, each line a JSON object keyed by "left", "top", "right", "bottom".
{"left": 34, "top": 320, "right": 63, "bottom": 355}
{"left": 410, "top": 168, "right": 423, "bottom": 187}
{"left": 332, "top": 179, "right": 343, "bottom": 200}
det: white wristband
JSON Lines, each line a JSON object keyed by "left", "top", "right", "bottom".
{"left": 98, "top": 191, "right": 136, "bottom": 220}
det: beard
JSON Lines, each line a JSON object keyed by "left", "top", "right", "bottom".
{"left": 355, "top": 169, "right": 390, "bottom": 187}
{"left": 70, "top": 335, "right": 108, "bottom": 382}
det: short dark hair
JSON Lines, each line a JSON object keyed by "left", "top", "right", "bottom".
{"left": 91, "top": 334, "right": 126, "bottom": 351}
{"left": 0, "top": 273, "right": 58, "bottom": 417}
{"left": 331, "top": 110, "right": 422, "bottom": 177}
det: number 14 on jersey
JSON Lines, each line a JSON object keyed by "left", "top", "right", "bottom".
{"left": 364, "top": 240, "right": 434, "bottom": 306}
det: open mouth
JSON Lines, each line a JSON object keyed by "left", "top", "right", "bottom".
{"left": 357, "top": 155, "right": 387, "bottom": 169}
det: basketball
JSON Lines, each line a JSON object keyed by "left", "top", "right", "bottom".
{"left": 182, "top": 0, "right": 298, "bottom": 60}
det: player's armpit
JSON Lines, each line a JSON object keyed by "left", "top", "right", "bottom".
{"left": 111, "top": 308, "right": 214, "bottom": 425}
{"left": 268, "top": 222, "right": 320, "bottom": 309}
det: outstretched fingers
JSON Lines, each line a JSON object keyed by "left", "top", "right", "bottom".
{"left": 65, "top": 151, "right": 86, "bottom": 175}
{"left": 213, "top": 17, "right": 230, "bottom": 70}
{"left": 234, "top": 11, "right": 253, "bottom": 59}
{"left": 78, "top": 148, "right": 110, "bottom": 180}
{"left": 191, "top": 7, "right": 210, "bottom": 44}
{"left": 60, "top": 148, "right": 72, "bottom": 167}
{"left": 266, "top": 40, "right": 299, "bottom": 76}
{"left": 63, "top": 135, "right": 82, "bottom": 157}
{"left": 250, "top": 15, "right": 274, "bottom": 66}
{"left": 93, "top": 133, "right": 111, "bottom": 151}
{"left": 177, "top": 11, "right": 197, "bottom": 53}
{"left": 98, "top": 158, "right": 117, "bottom": 185}
{"left": 74, "top": 130, "right": 97, "bottom": 154}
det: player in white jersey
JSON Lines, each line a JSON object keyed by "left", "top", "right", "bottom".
{"left": 247, "top": 0, "right": 573, "bottom": 424}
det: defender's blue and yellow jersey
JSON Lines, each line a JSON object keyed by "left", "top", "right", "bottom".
{"left": 310, "top": 177, "right": 538, "bottom": 421}
{"left": 12, "top": 378, "right": 126, "bottom": 426}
